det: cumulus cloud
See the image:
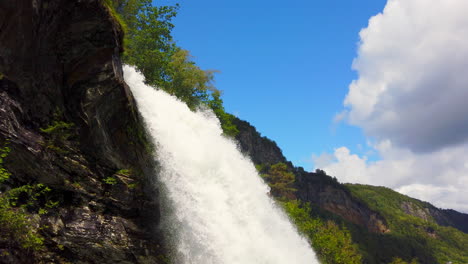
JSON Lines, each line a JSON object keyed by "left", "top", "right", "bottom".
{"left": 313, "top": 142, "right": 468, "bottom": 212}
{"left": 345, "top": 0, "right": 468, "bottom": 153}
{"left": 318, "top": 0, "right": 468, "bottom": 213}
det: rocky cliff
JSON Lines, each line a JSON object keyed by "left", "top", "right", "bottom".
{"left": 0, "top": 0, "right": 165, "bottom": 263}
{"left": 232, "top": 117, "right": 288, "bottom": 166}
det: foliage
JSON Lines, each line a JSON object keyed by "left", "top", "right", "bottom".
{"left": 162, "top": 49, "right": 216, "bottom": 108}
{"left": 389, "top": 257, "right": 419, "bottom": 264}
{"left": 116, "top": 169, "right": 132, "bottom": 176}
{"left": 258, "top": 162, "right": 362, "bottom": 263}
{"left": 40, "top": 118, "right": 75, "bottom": 153}
{"left": 261, "top": 162, "right": 296, "bottom": 200}
{"left": 110, "top": 0, "right": 178, "bottom": 88}
{"left": 103, "top": 0, "right": 129, "bottom": 34}
{"left": 0, "top": 146, "right": 45, "bottom": 251}
{"left": 254, "top": 164, "right": 265, "bottom": 172}
{"left": 6, "top": 184, "right": 52, "bottom": 208}
{"left": 346, "top": 184, "right": 468, "bottom": 264}
{"left": 282, "top": 200, "right": 363, "bottom": 264}
{"left": 127, "top": 183, "right": 138, "bottom": 189}
{"left": 110, "top": 0, "right": 238, "bottom": 136}
{"left": 0, "top": 144, "right": 11, "bottom": 184}
{"left": 105, "top": 169, "right": 132, "bottom": 185}
{"left": 0, "top": 201, "right": 45, "bottom": 251}
{"left": 207, "top": 90, "right": 239, "bottom": 137}
{"left": 40, "top": 120, "right": 74, "bottom": 140}
{"left": 103, "top": 176, "right": 118, "bottom": 185}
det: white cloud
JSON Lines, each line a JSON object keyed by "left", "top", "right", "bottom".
{"left": 313, "top": 142, "right": 468, "bottom": 213}
{"left": 318, "top": 0, "right": 468, "bottom": 213}
{"left": 345, "top": 0, "right": 468, "bottom": 153}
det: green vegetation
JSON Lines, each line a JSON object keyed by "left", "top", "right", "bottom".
{"left": 104, "top": 169, "right": 131, "bottom": 185}
{"left": 0, "top": 199, "right": 45, "bottom": 251}
{"left": 389, "top": 257, "right": 419, "bottom": 264}
{"left": 6, "top": 184, "right": 53, "bottom": 208}
{"left": 0, "top": 144, "right": 11, "bottom": 183}
{"left": 116, "top": 169, "right": 132, "bottom": 176}
{"left": 103, "top": 176, "right": 118, "bottom": 185}
{"left": 0, "top": 144, "right": 45, "bottom": 251}
{"left": 282, "top": 201, "right": 363, "bottom": 264}
{"left": 260, "top": 162, "right": 297, "bottom": 200}
{"left": 103, "top": 169, "right": 134, "bottom": 185}
{"left": 258, "top": 162, "right": 363, "bottom": 263}
{"left": 108, "top": 0, "right": 238, "bottom": 136}
{"left": 111, "top": 0, "right": 178, "bottom": 88}
{"left": 127, "top": 182, "right": 138, "bottom": 189}
{"left": 103, "top": 0, "right": 129, "bottom": 34}
{"left": 40, "top": 120, "right": 74, "bottom": 140}
{"left": 40, "top": 116, "right": 75, "bottom": 153}
{"left": 346, "top": 184, "right": 468, "bottom": 264}
{"left": 163, "top": 48, "right": 217, "bottom": 109}
{"left": 208, "top": 91, "right": 239, "bottom": 137}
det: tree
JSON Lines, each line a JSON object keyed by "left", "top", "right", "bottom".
{"left": 262, "top": 163, "right": 296, "bottom": 200}
{"left": 163, "top": 49, "right": 217, "bottom": 108}
{"left": 110, "top": 0, "right": 238, "bottom": 136}
{"left": 208, "top": 90, "right": 239, "bottom": 137}
{"left": 110, "top": 0, "right": 179, "bottom": 87}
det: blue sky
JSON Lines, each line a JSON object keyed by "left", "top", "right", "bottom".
{"left": 159, "top": 0, "right": 387, "bottom": 169}
{"left": 150, "top": 0, "right": 468, "bottom": 212}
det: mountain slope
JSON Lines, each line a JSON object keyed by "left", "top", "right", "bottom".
{"left": 346, "top": 184, "right": 468, "bottom": 264}
{"left": 233, "top": 117, "right": 468, "bottom": 264}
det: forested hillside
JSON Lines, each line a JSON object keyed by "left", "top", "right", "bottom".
{"left": 346, "top": 184, "right": 468, "bottom": 264}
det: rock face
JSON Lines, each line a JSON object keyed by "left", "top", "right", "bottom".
{"left": 0, "top": 0, "right": 164, "bottom": 263}
{"left": 294, "top": 169, "right": 389, "bottom": 233}
{"left": 401, "top": 201, "right": 468, "bottom": 233}
{"left": 233, "top": 117, "right": 287, "bottom": 165}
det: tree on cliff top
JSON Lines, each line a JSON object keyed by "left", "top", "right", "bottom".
{"left": 109, "top": 0, "right": 238, "bottom": 135}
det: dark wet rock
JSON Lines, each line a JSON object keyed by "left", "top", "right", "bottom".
{"left": 0, "top": 0, "right": 164, "bottom": 263}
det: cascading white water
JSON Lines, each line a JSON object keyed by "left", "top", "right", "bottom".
{"left": 124, "top": 65, "right": 319, "bottom": 264}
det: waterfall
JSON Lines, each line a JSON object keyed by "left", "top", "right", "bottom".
{"left": 124, "top": 66, "right": 319, "bottom": 264}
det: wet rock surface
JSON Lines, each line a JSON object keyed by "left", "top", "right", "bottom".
{"left": 0, "top": 0, "right": 164, "bottom": 263}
